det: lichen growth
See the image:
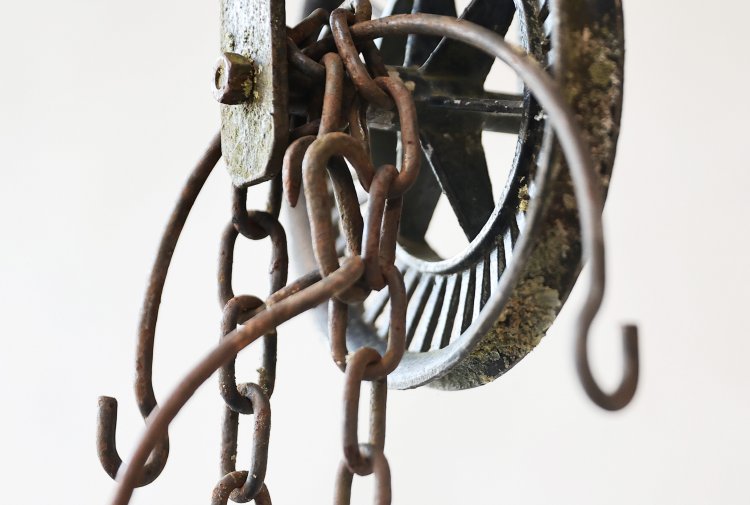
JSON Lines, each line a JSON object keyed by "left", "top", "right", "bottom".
{"left": 589, "top": 59, "right": 616, "bottom": 87}
{"left": 242, "top": 78, "right": 254, "bottom": 98}
{"left": 220, "top": 0, "right": 286, "bottom": 186}
{"left": 433, "top": 219, "right": 570, "bottom": 390}
{"left": 223, "top": 32, "right": 236, "bottom": 52}
{"left": 517, "top": 184, "right": 530, "bottom": 212}
{"left": 562, "top": 193, "right": 577, "bottom": 210}
{"left": 431, "top": 8, "right": 623, "bottom": 390}
{"left": 561, "top": 19, "right": 623, "bottom": 187}
{"left": 475, "top": 275, "right": 560, "bottom": 380}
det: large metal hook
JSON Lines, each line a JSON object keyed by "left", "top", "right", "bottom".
{"left": 569, "top": 154, "right": 639, "bottom": 411}
{"left": 573, "top": 233, "right": 639, "bottom": 410}
{"left": 576, "top": 323, "right": 639, "bottom": 411}
{"left": 343, "top": 13, "right": 640, "bottom": 411}
{"left": 96, "top": 133, "right": 222, "bottom": 485}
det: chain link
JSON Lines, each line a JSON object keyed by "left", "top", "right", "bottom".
{"left": 208, "top": 3, "right": 416, "bottom": 503}
{"left": 99, "top": 3, "right": 638, "bottom": 505}
{"left": 209, "top": 2, "right": 418, "bottom": 502}
{"left": 214, "top": 192, "right": 289, "bottom": 503}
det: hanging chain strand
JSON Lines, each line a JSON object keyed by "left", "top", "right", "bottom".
{"left": 210, "top": 2, "right": 417, "bottom": 503}
{"left": 214, "top": 207, "right": 287, "bottom": 504}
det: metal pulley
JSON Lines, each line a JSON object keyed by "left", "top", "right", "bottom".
{"left": 280, "top": 0, "right": 632, "bottom": 391}
{"left": 98, "top": 1, "right": 640, "bottom": 504}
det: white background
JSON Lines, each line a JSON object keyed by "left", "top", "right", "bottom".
{"left": 1, "top": 0, "right": 749, "bottom": 504}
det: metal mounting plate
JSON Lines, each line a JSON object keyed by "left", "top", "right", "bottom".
{"left": 220, "top": 0, "right": 288, "bottom": 187}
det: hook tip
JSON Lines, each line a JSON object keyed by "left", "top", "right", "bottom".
{"left": 621, "top": 323, "right": 639, "bottom": 363}
{"left": 576, "top": 323, "right": 640, "bottom": 411}
{"left": 97, "top": 396, "right": 119, "bottom": 426}
{"left": 98, "top": 395, "right": 117, "bottom": 408}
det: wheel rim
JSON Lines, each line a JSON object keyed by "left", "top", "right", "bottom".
{"left": 288, "top": 0, "right": 625, "bottom": 390}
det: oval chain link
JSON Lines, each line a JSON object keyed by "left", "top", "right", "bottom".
{"left": 214, "top": 3, "right": 418, "bottom": 502}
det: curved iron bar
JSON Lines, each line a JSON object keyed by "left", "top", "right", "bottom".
{"left": 288, "top": 7, "right": 330, "bottom": 45}
{"left": 347, "top": 13, "right": 639, "bottom": 410}
{"left": 109, "top": 257, "right": 364, "bottom": 505}
{"left": 107, "top": 13, "right": 641, "bottom": 505}
{"left": 96, "top": 133, "right": 222, "bottom": 486}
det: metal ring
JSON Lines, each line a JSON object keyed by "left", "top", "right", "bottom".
{"left": 219, "top": 295, "right": 268, "bottom": 413}
{"left": 219, "top": 383, "right": 271, "bottom": 503}
{"left": 218, "top": 211, "right": 289, "bottom": 307}
{"left": 342, "top": 348, "right": 389, "bottom": 475}
{"left": 320, "top": 52, "right": 346, "bottom": 135}
{"left": 330, "top": 8, "right": 393, "bottom": 110}
{"left": 328, "top": 268, "right": 405, "bottom": 383}
{"left": 362, "top": 164, "right": 398, "bottom": 290}
{"left": 288, "top": 7, "right": 329, "bottom": 45}
{"left": 283, "top": 135, "right": 316, "bottom": 207}
{"left": 302, "top": 133, "right": 371, "bottom": 276}
{"left": 287, "top": 36, "right": 325, "bottom": 81}
{"left": 334, "top": 444, "right": 391, "bottom": 505}
{"left": 212, "top": 476, "right": 272, "bottom": 505}
{"left": 373, "top": 76, "right": 420, "bottom": 198}
{"left": 361, "top": 264, "right": 406, "bottom": 380}
{"left": 232, "top": 186, "right": 282, "bottom": 240}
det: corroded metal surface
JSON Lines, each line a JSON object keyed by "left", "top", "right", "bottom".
{"left": 220, "top": 0, "right": 288, "bottom": 186}
{"left": 288, "top": 0, "right": 631, "bottom": 393}
{"left": 434, "top": 0, "right": 629, "bottom": 390}
{"left": 98, "top": 3, "right": 639, "bottom": 505}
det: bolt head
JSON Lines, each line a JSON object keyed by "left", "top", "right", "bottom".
{"left": 213, "top": 52, "right": 255, "bottom": 105}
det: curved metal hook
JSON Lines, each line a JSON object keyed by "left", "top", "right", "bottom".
{"left": 96, "top": 133, "right": 222, "bottom": 485}
{"left": 571, "top": 187, "right": 639, "bottom": 411}
{"left": 97, "top": 397, "right": 170, "bottom": 486}
{"left": 345, "top": 14, "right": 640, "bottom": 410}
{"left": 576, "top": 319, "right": 639, "bottom": 411}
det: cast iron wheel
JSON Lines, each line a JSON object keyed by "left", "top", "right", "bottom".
{"left": 289, "top": 0, "right": 625, "bottom": 390}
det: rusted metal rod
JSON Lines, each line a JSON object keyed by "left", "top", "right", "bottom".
{"left": 96, "top": 132, "right": 222, "bottom": 486}
{"left": 347, "top": 13, "right": 639, "bottom": 411}
{"left": 108, "top": 256, "right": 365, "bottom": 505}
{"left": 103, "top": 8, "right": 638, "bottom": 505}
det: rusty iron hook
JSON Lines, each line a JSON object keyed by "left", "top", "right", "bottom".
{"left": 96, "top": 133, "right": 222, "bottom": 485}
{"left": 109, "top": 257, "right": 365, "bottom": 505}
{"left": 345, "top": 12, "right": 641, "bottom": 409}
{"left": 576, "top": 314, "right": 639, "bottom": 411}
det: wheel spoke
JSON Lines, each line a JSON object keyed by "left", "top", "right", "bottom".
{"left": 367, "top": 85, "right": 524, "bottom": 134}
{"left": 378, "top": 0, "right": 414, "bottom": 64}
{"left": 366, "top": 65, "right": 524, "bottom": 134}
{"left": 403, "top": 0, "right": 457, "bottom": 67}
{"left": 368, "top": 2, "right": 517, "bottom": 244}
{"left": 421, "top": 0, "right": 516, "bottom": 86}
{"left": 378, "top": 1, "right": 468, "bottom": 245}
{"left": 399, "top": 149, "right": 442, "bottom": 242}
{"left": 420, "top": 125, "right": 494, "bottom": 241}
{"left": 398, "top": 0, "right": 513, "bottom": 241}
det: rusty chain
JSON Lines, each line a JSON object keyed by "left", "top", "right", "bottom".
{"left": 98, "top": 2, "right": 639, "bottom": 504}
